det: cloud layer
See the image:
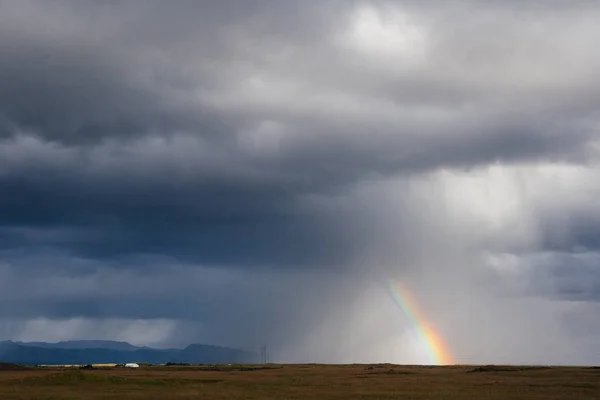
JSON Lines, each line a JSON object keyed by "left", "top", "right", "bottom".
{"left": 1, "top": 0, "right": 599, "bottom": 365}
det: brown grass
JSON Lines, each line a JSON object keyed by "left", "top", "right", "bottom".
{"left": 0, "top": 364, "right": 598, "bottom": 399}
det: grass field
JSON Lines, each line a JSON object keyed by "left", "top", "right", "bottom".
{"left": 0, "top": 363, "right": 598, "bottom": 399}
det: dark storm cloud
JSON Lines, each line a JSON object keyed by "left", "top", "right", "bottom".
{"left": 541, "top": 213, "right": 600, "bottom": 253}
{"left": 0, "top": 0, "right": 353, "bottom": 265}
{"left": 0, "top": 137, "right": 366, "bottom": 266}
{"left": 518, "top": 252, "right": 600, "bottom": 302}
{"left": 0, "top": 0, "right": 341, "bottom": 143}
{"left": 0, "top": 112, "right": 590, "bottom": 266}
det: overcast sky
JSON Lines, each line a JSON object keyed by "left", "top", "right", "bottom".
{"left": 1, "top": 0, "right": 599, "bottom": 365}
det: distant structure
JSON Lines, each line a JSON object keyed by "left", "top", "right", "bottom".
{"left": 260, "top": 346, "right": 267, "bottom": 364}
{"left": 125, "top": 363, "right": 140, "bottom": 368}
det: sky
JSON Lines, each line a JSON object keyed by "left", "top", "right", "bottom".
{"left": 1, "top": 0, "right": 600, "bottom": 365}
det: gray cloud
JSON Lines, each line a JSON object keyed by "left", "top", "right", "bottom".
{"left": 0, "top": 0, "right": 600, "bottom": 364}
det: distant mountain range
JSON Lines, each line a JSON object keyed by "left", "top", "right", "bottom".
{"left": 0, "top": 340, "right": 259, "bottom": 365}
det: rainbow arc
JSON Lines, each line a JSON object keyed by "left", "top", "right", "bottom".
{"left": 387, "top": 281, "right": 454, "bottom": 365}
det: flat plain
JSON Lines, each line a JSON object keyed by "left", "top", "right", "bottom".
{"left": 0, "top": 363, "right": 598, "bottom": 400}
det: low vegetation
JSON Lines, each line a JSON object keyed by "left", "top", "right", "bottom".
{"left": 0, "top": 363, "right": 29, "bottom": 371}
{"left": 0, "top": 364, "right": 598, "bottom": 399}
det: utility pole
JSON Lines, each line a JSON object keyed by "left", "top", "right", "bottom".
{"left": 260, "top": 346, "right": 267, "bottom": 364}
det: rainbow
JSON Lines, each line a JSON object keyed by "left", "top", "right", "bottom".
{"left": 387, "top": 280, "right": 454, "bottom": 365}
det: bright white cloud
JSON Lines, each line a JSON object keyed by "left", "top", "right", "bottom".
{"left": 338, "top": 3, "right": 428, "bottom": 65}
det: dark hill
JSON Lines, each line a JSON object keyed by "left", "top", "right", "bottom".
{"left": 0, "top": 341, "right": 258, "bottom": 365}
